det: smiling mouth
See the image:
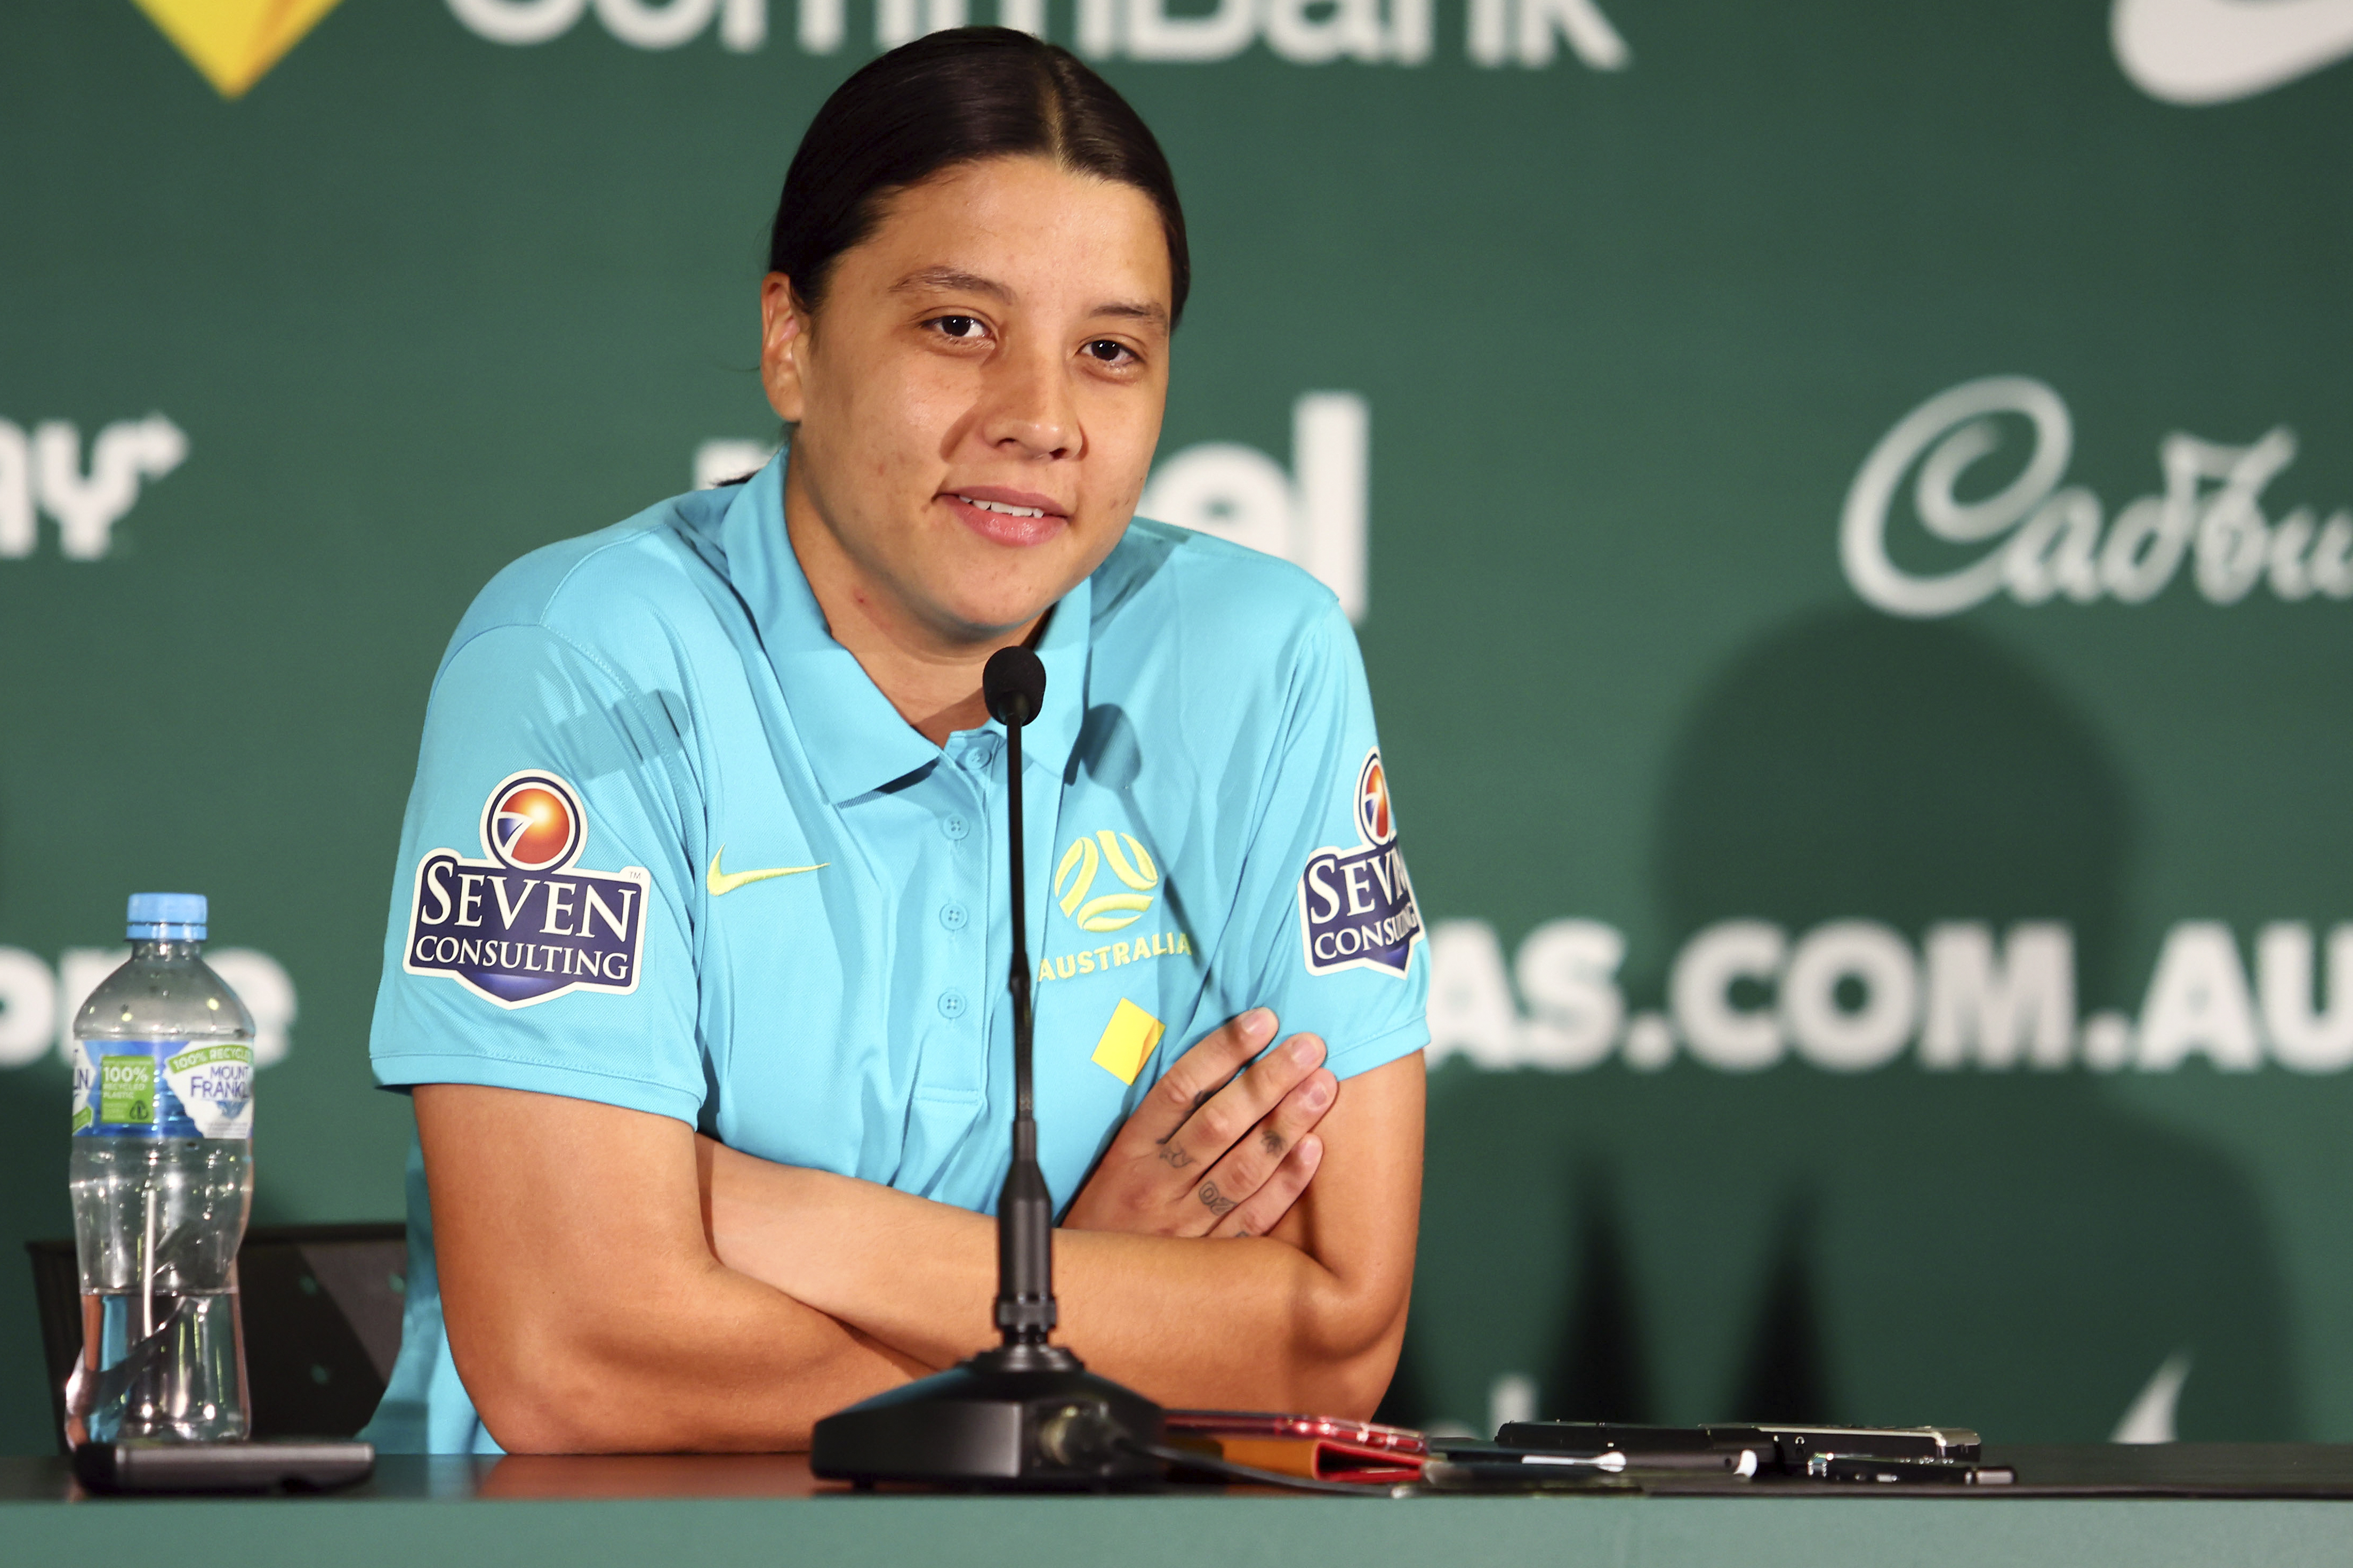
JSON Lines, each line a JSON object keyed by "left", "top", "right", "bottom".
{"left": 942, "top": 490, "right": 1069, "bottom": 548}
{"left": 954, "top": 494, "right": 1051, "bottom": 519}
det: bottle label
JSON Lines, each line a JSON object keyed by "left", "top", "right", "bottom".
{"left": 71, "top": 1039, "right": 253, "bottom": 1139}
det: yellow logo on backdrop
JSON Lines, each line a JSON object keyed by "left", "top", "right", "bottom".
{"left": 1056, "top": 830, "right": 1159, "bottom": 933}
{"left": 134, "top": 0, "right": 345, "bottom": 99}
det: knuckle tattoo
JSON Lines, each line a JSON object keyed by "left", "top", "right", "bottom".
{"left": 1159, "top": 1144, "right": 1192, "bottom": 1170}
{"left": 1198, "top": 1181, "right": 1237, "bottom": 1216}
{"left": 1159, "top": 1088, "right": 1216, "bottom": 1146}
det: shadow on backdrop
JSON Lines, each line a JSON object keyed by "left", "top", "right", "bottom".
{"left": 0, "top": 782, "right": 76, "bottom": 1452}
{"left": 1541, "top": 1167, "right": 1653, "bottom": 1423}
{"left": 1373, "top": 1328, "right": 1433, "bottom": 1430}
{"left": 1729, "top": 1195, "right": 1833, "bottom": 1423}
{"left": 1637, "top": 607, "right": 2298, "bottom": 1440}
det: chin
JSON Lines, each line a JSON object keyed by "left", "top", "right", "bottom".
{"left": 937, "top": 590, "right": 1064, "bottom": 639}
{"left": 927, "top": 548, "right": 1097, "bottom": 638}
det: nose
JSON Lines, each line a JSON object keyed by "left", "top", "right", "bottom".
{"left": 976, "top": 339, "right": 1079, "bottom": 462}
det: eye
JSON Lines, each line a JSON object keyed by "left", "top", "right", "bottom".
{"left": 929, "top": 315, "right": 989, "bottom": 342}
{"left": 1083, "top": 339, "right": 1139, "bottom": 367}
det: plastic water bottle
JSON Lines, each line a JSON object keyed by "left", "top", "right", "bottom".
{"left": 65, "top": 893, "right": 255, "bottom": 1446}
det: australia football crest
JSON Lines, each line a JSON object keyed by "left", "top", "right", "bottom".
{"left": 403, "top": 770, "right": 652, "bottom": 1008}
{"left": 1297, "top": 749, "right": 1423, "bottom": 978}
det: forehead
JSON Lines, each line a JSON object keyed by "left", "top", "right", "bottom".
{"left": 840, "top": 156, "right": 1173, "bottom": 312}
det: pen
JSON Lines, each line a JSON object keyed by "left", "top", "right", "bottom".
{"left": 1429, "top": 1445, "right": 1763, "bottom": 1477}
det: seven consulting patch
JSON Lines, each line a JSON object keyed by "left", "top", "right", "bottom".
{"left": 403, "top": 770, "right": 651, "bottom": 1008}
{"left": 1298, "top": 748, "right": 1424, "bottom": 978}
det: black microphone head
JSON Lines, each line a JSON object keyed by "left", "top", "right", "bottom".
{"left": 983, "top": 645, "right": 1047, "bottom": 727}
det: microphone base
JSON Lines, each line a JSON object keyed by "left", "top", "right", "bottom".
{"left": 810, "top": 1344, "right": 1163, "bottom": 1489}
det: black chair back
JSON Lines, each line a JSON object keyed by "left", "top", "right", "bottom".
{"left": 26, "top": 1221, "right": 407, "bottom": 1453}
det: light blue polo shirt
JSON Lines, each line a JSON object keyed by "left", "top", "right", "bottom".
{"left": 361, "top": 453, "right": 1430, "bottom": 1453}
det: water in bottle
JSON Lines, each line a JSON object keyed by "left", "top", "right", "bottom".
{"left": 66, "top": 892, "right": 255, "bottom": 1446}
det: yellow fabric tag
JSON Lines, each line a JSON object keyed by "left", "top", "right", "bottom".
{"left": 1091, "top": 999, "right": 1165, "bottom": 1085}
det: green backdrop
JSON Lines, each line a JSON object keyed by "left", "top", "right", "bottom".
{"left": 6, "top": 0, "right": 2352, "bottom": 1451}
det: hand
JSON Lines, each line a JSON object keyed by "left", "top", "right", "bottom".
{"left": 1062, "top": 1009, "right": 1336, "bottom": 1240}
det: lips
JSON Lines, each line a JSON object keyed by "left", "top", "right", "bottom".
{"left": 942, "top": 488, "right": 1070, "bottom": 548}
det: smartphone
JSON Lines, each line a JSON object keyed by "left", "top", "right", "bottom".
{"left": 73, "top": 1440, "right": 375, "bottom": 1494}
{"left": 1162, "top": 1410, "right": 1428, "bottom": 1456}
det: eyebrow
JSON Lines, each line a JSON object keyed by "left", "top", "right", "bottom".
{"left": 889, "top": 267, "right": 1170, "bottom": 332}
{"left": 1092, "top": 299, "right": 1171, "bottom": 330}
{"left": 891, "top": 266, "right": 1011, "bottom": 302}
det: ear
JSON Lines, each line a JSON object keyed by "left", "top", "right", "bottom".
{"left": 759, "top": 273, "right": 810, "bottom": 424}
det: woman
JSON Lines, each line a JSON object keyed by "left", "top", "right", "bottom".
{"left": 364, "top": 27, "right": 1428, "bottom": 1454}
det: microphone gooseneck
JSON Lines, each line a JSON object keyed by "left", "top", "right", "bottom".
{"left": 981, "top": 645, "right": 1054, "bottom": 1348}
{"left": 807, "top": 643, "right": 1161, "bottom": 1486}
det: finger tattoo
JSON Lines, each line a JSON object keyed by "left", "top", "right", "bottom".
{"left": 1198, "top": 1181, "right": 1237, "bottom": 1216}
{"left": 1155, "top": 1087, "right": 1218, "bottom": 1146}
{"left": 1261, "top": 1128, "right": 1285, "bottom": 1156}
{"left": 1159, "top": 1144, "right": 1193, "bottom": 1170}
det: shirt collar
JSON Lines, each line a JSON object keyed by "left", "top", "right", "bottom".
{"left": 721, "top": 451, "right": 1091, "bottom": 803}
{"left": 1021, "top": 569, "right": 1089, "bottom": 785}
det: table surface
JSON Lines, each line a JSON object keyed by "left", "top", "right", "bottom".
{"left": 4, "top": 1447, "right": 2353, "bottom": 1567}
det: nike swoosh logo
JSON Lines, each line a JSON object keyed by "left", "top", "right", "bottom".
{"left": 2115, "top": 0, "right": 2353, "bottom": 104}
{"left": 706, "top": 847, "right": 826, "bottom": 896}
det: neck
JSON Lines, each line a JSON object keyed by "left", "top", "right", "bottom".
{"left": 784, "top": 461, "right": 1042, "bottom": 746}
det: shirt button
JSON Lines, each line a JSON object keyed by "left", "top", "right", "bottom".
{"left": 939, "top": 903, "right": 969, "bottom": 932}
{"left": 938, "top": 989, "right": 968, "bottom": 1019}
{"left": 942, "top": 814, "right": 970, "bottom": 841}
{"left": 963, "top": 738, "right": 1000, "bottom": 772}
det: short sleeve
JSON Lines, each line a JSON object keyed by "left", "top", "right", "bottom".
{"left": 367, "top": 623, "right": 706, "bottom": 1125}
{"left": 1217, "top": 606, "right": 1430, "bottom": 1081}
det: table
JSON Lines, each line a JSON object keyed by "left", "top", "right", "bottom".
{"left": 5, "top": 1448, "right": 2353, "bottom": 1566}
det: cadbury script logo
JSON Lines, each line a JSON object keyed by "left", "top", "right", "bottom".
{"left": 1842, "top": 376, "right": 2353, "bottom": 619}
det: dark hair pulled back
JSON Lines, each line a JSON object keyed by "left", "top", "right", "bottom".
{"left": 769, "top": 27, "right": 1189, "bottom": 325}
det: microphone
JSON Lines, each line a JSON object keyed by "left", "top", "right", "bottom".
{"left": 982, "top": 644, "right": 1045, "bottom": 727}
{"left": 810, "top": 644, "right": 1162, "bottom": 1487}
{"left": 981, "top": 648, "right": 1052, "bottom": 1350}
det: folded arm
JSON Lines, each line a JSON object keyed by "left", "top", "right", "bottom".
{"left": 414, "top": 1082, "right": 923, "bottom": 1452}
{"left": 418, "top": 1026, "right": 1424, "bottom": 1450}
{"left": 701, "top": 1047, "right": 1425, "bottom": 1417}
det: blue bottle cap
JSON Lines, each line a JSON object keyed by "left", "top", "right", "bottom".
{"left": 126, "top": 891, "right": 207, "bottom": 942}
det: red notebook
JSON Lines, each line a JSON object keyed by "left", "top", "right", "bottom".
{"left": 1162, "top": 1410, "right": 1427, "bottom": 1484}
